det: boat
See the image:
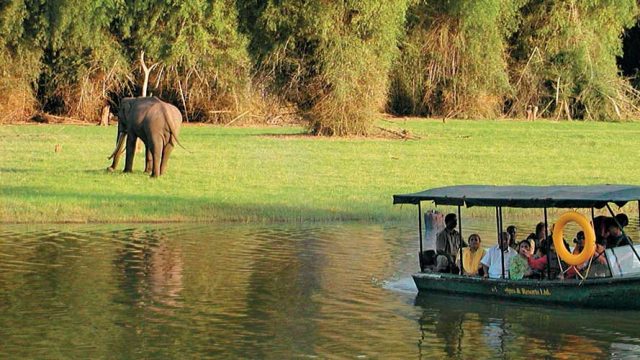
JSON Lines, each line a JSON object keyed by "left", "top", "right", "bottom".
{"left": 393, "top": 185, "right": 640, "bottom": 309}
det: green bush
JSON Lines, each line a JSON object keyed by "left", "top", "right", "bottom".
{"left": 0, "top": 0, "right": 41, "bottom": 123}
{"left": 389, "top": 0, "right": 523, "bottom": 118}
{"left": 240, "top": 0, "right": 409, "bottom": 135}
{"left": 120, "top": 0, "right": 252, "bottom": 123}
{"left": 511, "top": 0, "right": 639, "bottom": 120}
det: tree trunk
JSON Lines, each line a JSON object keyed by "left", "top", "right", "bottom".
{"left": 99, "top": 105, "right": 110, "bottom": 126}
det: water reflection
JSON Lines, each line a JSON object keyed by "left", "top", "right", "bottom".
{"left": 414, "top": 292, "right": 640, "bottom": 359}
{"left": 0, "top": 222, "right": 639, "bottom": 358}
{"left": 113, "top": 228, "right": 184, "bottom": 309}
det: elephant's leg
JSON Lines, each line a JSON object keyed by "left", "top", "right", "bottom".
{"left": 144, "top": 146, "right": 152, "bottom": 174}
{"left": 124, "top": 134, "right": 138, "bottom": 173}
{"left": 160, "top": 143, "right": 174, "bottom": 176}
{"left": 150, "top": 140, "right": 163, "bottom": 178}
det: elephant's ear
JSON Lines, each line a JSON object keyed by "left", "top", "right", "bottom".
{"left": 117, "top": 103, "right": 127, "bottom": 126}
{"left": 120, "top": 101, "right": 132, "bottom": 120}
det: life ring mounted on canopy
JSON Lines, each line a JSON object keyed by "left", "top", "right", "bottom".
{"left": 553, "top": 211, "right": 596, "bottom": 266}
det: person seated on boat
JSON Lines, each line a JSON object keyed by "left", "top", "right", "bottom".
{"left": 606, "top": 217, "right": 633, "bottom": 248}
{"left": 524, "top": 233, "right": 537, "bottom": 256}
{"left": 573, "top": 231, "right": 585, "bottom": 253}
{"left": 506, "top": 225, "right": 518, "bottom": 250}
{"left": 527, "top": 237, "right": 565, "bottom": 279}
{"left": 616, "top": 213, "right": 629, "bottom": 229}
{"left": 565, "top": 231, "right": 587, "bottom": 278}
{"left": 528, "top": 222, "right": 546, "bottom": 252}
{"left": 481, "top": 232, "right": 517, "bottom": 279}
{"left": 593, "top": 215, "right": 611, "bottom": 244}
{"left": 435, "top": 213, "right": 466, "bottom": 273}
{"left": 588, "top": 237, "right": 611, "bottom": 278}
{"left": 510, "top": 240, "right": 533, "bottom": 280}
{"left": 565, "top": 231, "right": 609, "bottom": 278}
{"left": 458, "top": 233, "right": 486, "bottom": 276}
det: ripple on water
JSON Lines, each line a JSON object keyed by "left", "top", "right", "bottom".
{"left": 0, "top": 222, "right": 640, "bottom": 358}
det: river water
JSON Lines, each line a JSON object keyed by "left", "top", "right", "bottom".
{"left": 1, "top": 220, "right": 640, "bottom": 359}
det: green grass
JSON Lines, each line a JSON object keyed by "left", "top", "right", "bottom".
{"left": 1, "top": 119, "right": 639, "bottom": 223}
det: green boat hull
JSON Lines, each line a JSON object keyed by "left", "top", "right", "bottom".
{"left": 413, "top": 272, "right": 640, "bottom": 309}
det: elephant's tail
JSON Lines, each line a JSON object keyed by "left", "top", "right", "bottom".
{"left": 160, "top": 105, "right": 188, "bottom": 152}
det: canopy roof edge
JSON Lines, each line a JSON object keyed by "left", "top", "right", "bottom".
{"left": 393, "top": 185, "right": 640, "bottom": 209}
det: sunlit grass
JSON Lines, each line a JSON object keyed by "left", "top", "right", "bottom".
{"left": 1, "top": 119, "right": 639, "bottom": 223}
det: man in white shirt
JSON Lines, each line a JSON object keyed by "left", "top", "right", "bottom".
{"left": 481, "top": 232, "right": 517, "bottom": 279}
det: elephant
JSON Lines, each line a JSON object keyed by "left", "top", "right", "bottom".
{"left": 107, "top": 97, "right": 182, "bottom": 177}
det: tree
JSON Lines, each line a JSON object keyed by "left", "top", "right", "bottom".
{"left": 0, "top": 0, "right": 41, "bottom": 123}
{"left": 25, "top": 0, "right": 129, "bottom": 120}
{"left": 119, "top": 0, "right": 252, "bottom": 122}
{"left": 511, "top": 0, "right": 639, "bottom": 120}
{"left": 388, "top": 0, "right": 524, "bottom": 118}
{"left": 240, "top": 0, "right": 409, "bottom": 135}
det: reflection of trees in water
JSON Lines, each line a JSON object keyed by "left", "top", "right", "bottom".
{"left": 111, "top": 227, "right": 184, "bottom": 358}
{"left": 0, "top": 229, "right": 116, "bottom": 358}
{"left": 113, "top": 228, "right": 183, "bottom": 309}
{"left": 414, "top": 294, "right": 613, "bottom": 359}
{"left": 243, "top": 226, "right": 324, "bottom": 358}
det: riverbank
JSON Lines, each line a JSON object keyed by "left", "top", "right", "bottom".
{"left": 1, "top": 119, "right": 639, "bottom": 223}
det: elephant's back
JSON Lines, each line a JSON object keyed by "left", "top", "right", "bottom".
{"left": 150, "top": 98, "right": 182, "bottom": 125}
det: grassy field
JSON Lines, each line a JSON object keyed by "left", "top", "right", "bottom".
{"left": 1, "top": 119, "right": 639, "bottom": 223}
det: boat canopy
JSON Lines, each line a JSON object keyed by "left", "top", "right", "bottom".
{"left": 393, "top": 185, "right": 640, "bottom": 209}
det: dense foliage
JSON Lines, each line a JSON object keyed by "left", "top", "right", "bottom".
{"left": 389, "top": 0, "right": 525, "bottom": 118}
{"left": 239, "top": 0, "right": 409, "bottom": 135}
{"left": 0, "top": 0, "right": 639, "bottom": 132}
{"left": 511, "top": 0, "right": 639, "bottom": 120}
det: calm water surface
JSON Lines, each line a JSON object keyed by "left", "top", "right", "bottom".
{"left": 1, "top": 220, "right": 640, "bottom": 359}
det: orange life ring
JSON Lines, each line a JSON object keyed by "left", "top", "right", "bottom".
{"left": 553, "top": 211, "right": 596, "bottom": 266}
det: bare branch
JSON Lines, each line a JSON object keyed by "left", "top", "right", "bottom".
{"left": 140, "top": 51, "right": 159, "bottom": 97}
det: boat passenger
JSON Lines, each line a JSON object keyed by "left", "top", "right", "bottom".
{"left": 606, "top": 217, "right": 633, "bottom": 248}
{"left": 565, "top": 231, "right": 587, "bottom": 278}
{"left": 524, "top": 233, "right": 537, "bottom": 255}
{"left": 509, "top": 240, "right": 533, "bottom": 280}
{"left": 506, "top": 225, "right": 518, "bottom": 250}
{"left": 565, "top": 232, "right": 609, "bottom": 278}
{"left": 435, "top": 213, "right": 466, "bottom": 273}
{"left": 528, "top": 222, "right": 546, "bottom": 252}
{"left": 616, "top": 213, "right": 629, "bottom": 228}
{"left": 593, "top": 216, "right": 610, "bottom": 244}
{"left": 527, "top": 238, "right": 565, "bottom": 279}
{"left": 588, "top": 238, "right": 610, "bottom": 278}
{"left": 458, "top": 233, "right": 486, "bottom": 276}
{"left": 481, "top": 232, "right": 517, "bottom": 279}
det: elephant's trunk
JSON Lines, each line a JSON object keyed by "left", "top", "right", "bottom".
{"left": 108, "top": 132, "right": 126, "bottom": 160}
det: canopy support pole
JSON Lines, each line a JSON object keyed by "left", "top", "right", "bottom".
{"left": 495, "top": 207, "right": 501, "bottom": 278}
{"left": 418, "top": 202, "right": 424, "bottom": 272}
{"left": 458, "top": 205, "right": 464, "bottom": 275}
{"left": 606, "top": 203, "right": 640, "bottom": 263}
{"left": 544, "top": 207, "right": 551, "bottom": 280}
{"left": 499, "top": 207, "right": 505, "bottom": 279}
